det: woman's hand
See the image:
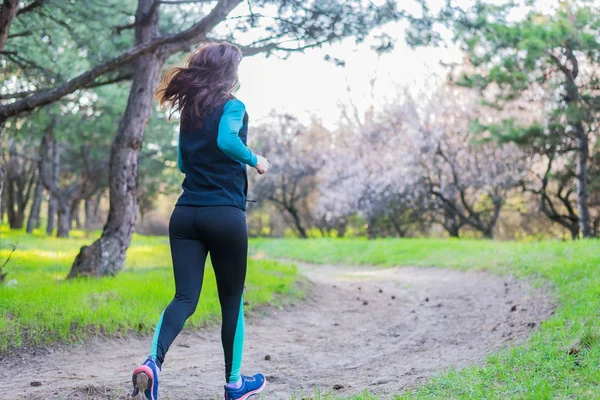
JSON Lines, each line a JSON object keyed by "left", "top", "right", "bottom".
{"left": 255, "top": 155, "right": 269, "bottom": 175}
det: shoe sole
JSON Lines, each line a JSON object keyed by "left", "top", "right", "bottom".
{"left": 236, "top": 379, "right": 267, "bottom": 400}
{"left": 132, "top": 366, "right": 155, "bottom": 400}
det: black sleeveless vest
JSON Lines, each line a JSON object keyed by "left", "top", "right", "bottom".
{"left": 176, "top": 102, "right": 249, "bottom": 210}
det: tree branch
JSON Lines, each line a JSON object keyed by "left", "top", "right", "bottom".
{"left": 113, "top": 22, "right": 135, "bottom": 35}
{"left": 16, "top": 0, "right": 43, "bottom": 15}
{"left": 7, "top": 29, "right": 29, "bottom": 38}
{"left": 0, "top": 70, "right": 133, "bottom": 100}
{"left": 0, "top": 0, "right": 243, "bottom": 119}
{"left": 161, "top": 0, "right": 214, "bottom": 4}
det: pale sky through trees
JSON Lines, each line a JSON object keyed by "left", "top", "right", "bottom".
{"left": 235, "top": 0, "right": 558, "bottom": 128}
{"left": 236, "top": 20, "right": 462, "bottom": 128}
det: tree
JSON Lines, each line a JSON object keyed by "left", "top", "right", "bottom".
{"left": 312, "top": 85, "right": 433, "bottom": 239}
{"left": 3, "top": 138, "right": 36, "bottom": 229}
{"left": 3, "top": 0, "right": 401, "bottom": 275}
{"left": 137, "top": 110, "right": 180, "bottom": 232}
{"left": 407, "top": 0, "right": 600, "bottom": 237}
{"left": 250, "top": 115, "right": 326, "bottom": 238}
{"left": 39, "top": 121, "right": 107, "bottom": 237}
{"left": 67, "top": 0, "right": 401, "bottom": 275}
{"left": 379, "top": 84, "right": 527, "bottom": 239}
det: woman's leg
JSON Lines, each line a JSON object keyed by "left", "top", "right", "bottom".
{"left": 203, "top": 207, "right": 248, "bottom": 383}
{"left": 150, "top": 207, "right": 208, "bottom": 368}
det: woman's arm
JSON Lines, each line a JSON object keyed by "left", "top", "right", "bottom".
{"left": 216, "top": 99, "right": 258, "bottom": 167}
{"left": 177, "top": 133, "right": 185, "bottom": 174}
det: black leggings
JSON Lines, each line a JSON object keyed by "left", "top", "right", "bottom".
{"left": 149, "top": 205, "right": 248, "bottom": 382}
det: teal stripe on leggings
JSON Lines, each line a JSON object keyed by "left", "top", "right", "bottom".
{"left": 150, "top": 310, "right": 165, "bottom": 361}
{"left": 229, "top": 298, "right": 245, "bottom": 382}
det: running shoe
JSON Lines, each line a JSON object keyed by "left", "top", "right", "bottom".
{"left": 224, "top": 373, "right": 267, "bottom": 400}
{"left": 131, "top": 357, "right": 160, "bottom": 400}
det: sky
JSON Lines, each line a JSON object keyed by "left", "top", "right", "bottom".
{"left": 233, "top": 0, "right": 559, "bottom": 128}
{"left": 236, "top": 21, "right": 463, "bottom": 129}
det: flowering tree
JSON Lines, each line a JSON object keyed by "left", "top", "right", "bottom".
{"left": 407, "top": 0, "right": 600, "bottom": 237}
{"left": 400, "top": 86, "right": 528, "bottom": 238}
{"left": 249, "top": 115, "right": 327, "bottom": 238}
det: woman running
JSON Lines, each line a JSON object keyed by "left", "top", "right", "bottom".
{"left": 131, "top": 42, "right": 269, "bottom": 400}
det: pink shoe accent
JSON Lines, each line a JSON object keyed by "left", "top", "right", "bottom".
{"left": 133, "top": 365, "right": 156, "bottom": 400}
{"left": 133, "top": 365, "right": 155, "bottom": 380}
{"left": 237, "top": 379, "right": 267, "bottom": 400}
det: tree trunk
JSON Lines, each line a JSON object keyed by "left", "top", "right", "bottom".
{"left": 69, "top": 0, "right": 162, "bottom": 278}
{"left": 85, "top": 193, "right": 102, "bottom": 231}
{"left": 0, "top": 165, "right": 3, "bottom": 222}
{"left": 575, "top": 123, "right": 592, "bottom": 238}
{"left": 5, "top": 144, "right": 32, "bottom": 230}
{"left": 481, "top": 198, "right": 502, "bottom": 239}
{"left": 442, "top": 210, "right": 461, "bottom": 238}
{"left": 367, "top": 217, "right": 377, "bottom": 240}
{"left": 389, "top": 215, "right": 406, "bottom": 238}
{"left": 26, "top": 173, "right": 43, "bottom": 233}
{"left": 71, "top": 199, "right": 82, "bottom": 229}
{"left": 287, "top": 206, "right": 307, "bottom": 238}
{"left": 0, "top": 188, "right": 5, "bottom": 224}
{"left": 138, "top": 210, "right": 145, "bottom": 235}
{"left": 0, "top": 0, "right": 20, "bottom": 51}
{"left": 56, "top": 197, "right": 70, "bottom": 238}
{"left": 6, "top": 178, "right": 21, "bottom": 229}
{"left": 27, "top": 140, "right": 47, "bottom": 233}
{"left": 0, "top": 0, "right": 19, "bottom": 213}
{"left": 46, "top": 138, "right": 60, "bottom": 235}
{"left": 47, "top": 195, "right": 56, "bottom": 234}
{"left": 569, "top": 225, "right": 579, "bottom": 240}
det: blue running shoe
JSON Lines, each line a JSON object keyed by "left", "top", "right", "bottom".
{"left": 131, "top": 357, "right": 160, "bottom": 400}
{"left": 224, "top": 374, "right": 267, "bottom": 400}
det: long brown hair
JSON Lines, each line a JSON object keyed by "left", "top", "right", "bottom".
{"left": 156, "top": 42, "right": 242, "bottom": 128}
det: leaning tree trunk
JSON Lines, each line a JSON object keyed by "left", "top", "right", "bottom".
{"left": 69, "top": 0, "right": 162, "bottom": 278}
{"left": 287, "top": 205, "right": 308, "bottom": 238}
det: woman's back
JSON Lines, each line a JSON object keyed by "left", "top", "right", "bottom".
{"left": 177, "top": 99, "right": 250, "bottom": 210}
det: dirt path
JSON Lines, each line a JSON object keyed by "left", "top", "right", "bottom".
{"left": 0, "top": 261, "right": 553, "bottom": 400}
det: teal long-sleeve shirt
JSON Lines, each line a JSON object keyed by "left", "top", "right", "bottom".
{"left": 177, "top": 99, "right": 258, "bottom": 173}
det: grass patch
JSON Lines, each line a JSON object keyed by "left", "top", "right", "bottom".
{"left": 0, "top": 229, "right": 300, "bottom": 353}
{"left": 250, "top": 238, "right": 600, "bottom": 399}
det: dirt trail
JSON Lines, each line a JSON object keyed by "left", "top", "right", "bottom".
{"left": 0, "top": 261, "right": 553, "bottom": 400}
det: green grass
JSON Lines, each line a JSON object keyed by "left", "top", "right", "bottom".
{"left": 250, "top": 238, "right": 600, "bottom": 399}
{"left": 0, "top": 227, "right": 300, "bottom": 353}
